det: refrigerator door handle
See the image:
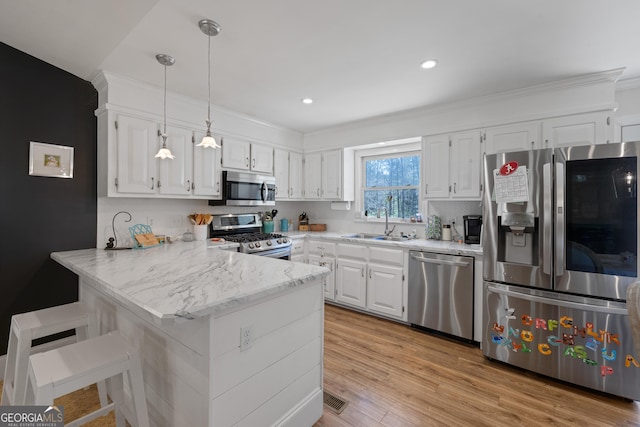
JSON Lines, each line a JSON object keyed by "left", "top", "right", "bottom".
{"left": 409, "top": 253, "right": 469, "bottom": 267}
{"left": 555, "top": 162, "right": 565, "bottom": 276}
{"left": 542, "top": 163, "right": 552, "bottom": 275}
{"left": 486, "top": 285, "right": 627, "bottom": 315}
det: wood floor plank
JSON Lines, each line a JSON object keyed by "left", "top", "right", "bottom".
{"left": 317, "top": 304, "right": 640, "bottom": 427}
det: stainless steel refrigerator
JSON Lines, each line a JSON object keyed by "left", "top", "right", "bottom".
{"left": 482, "top": 142, "right": 640, "bottom": 401}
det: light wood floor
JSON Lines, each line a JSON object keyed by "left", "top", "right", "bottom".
{"left": 2, "top": 304, "right": 639, "bottom": 426}
{"left": 317, "top": 304, "right": 640, "bottom": 427}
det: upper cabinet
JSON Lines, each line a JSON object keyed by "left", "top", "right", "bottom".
{"left": 221, "top": 137, "right": 273, "bottom": 174}
{"left": 107, "top": 111, "right": 221, "bottom": 199}
{"left": 423, "top": 131, "right": 481, "bottom": 200}
{"left": 483, "top": 122, "right": 541, "bottom": 154}
{"left": 303, "top": 149, "right": 354, "bottom": 201}
{"left": 274, "top": 148, "right": 304, "bottom": 200}
{"left": 542, "top": 111, "right": 612, "bottom": 148}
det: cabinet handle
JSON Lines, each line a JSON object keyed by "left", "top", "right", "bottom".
{"left": 361, "top": 268, "right": 364, "bottom": 278}
{"left": 453, "top": 182, "right": 457, "bottom": 194}
{"left": 192, "top": 181, "right": 195, "bottom": 190}
{"left": 317, "top": 188, "right": 320, "bottom": 197}
{"left": 252, "top": 158, "right": 256, "bottom": 168}
{"left": 245, "top": 157, "right": 249, "bottom": 168}
{"left": 216, "top": 181, "right": 220, "bottom": 192}
{"left": 275, "top": 185, "right": 278, "bottom": 195}
{"left": 186, "top": 180, "right": 191, "bottom": 191}
{"left": 290, "top": 187, "right": 293, "bottom": 197}
{"left": 425, "top": 184, "right": 428, "bottom": 194}
{"left": 151, "top": 177, "right": 154, "bottom": 190}
{"left": 337, "top": 186, "right": 339, "bottom": 195}
{"left": 369, "top": 269, "right": 372, "bottom": 279}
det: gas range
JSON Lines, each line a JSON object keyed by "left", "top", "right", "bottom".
{"left": 209, "top": 213, "right": 292, "bottom": 259}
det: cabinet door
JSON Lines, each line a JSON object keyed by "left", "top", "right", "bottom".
{"left": 251, "top": 144, "right": 273, "bottom": 174}
{"left": 158, "top": 125, "right": 193, "bottom": 195}
{"left": 289, "top": 152, "right": 304, "bottom": 199}
{"left": 273, "top": 149, "right": 289, "bottom": 199}
{"left": 115, "top": 115, "right": 157, "bottom": 194}
{"left": 193, "top": 131, "right": 222, "bottom": 197}
{"left": 367, "top": 263, "right": 404, "bottom": 318}
{"left": 336, "top": 258, "right": 367, "bottom": 308}
{"left": 423, "top": 135, "right": 450, "bottom": 198}
{"left": 322, "top": 149, "right": 342, "bottom": 200}
{"left": 304, "top": 152, "right": 322, "bottom": 199}
{"left": 450, "top": 131, "right": 481, "bottom": 199}
{"left": 221, "top": 137, "right": 250, "bottom": 170}
{"left": 484, "top": 122, "right": 541, "bottom": 154}
{"left": 542, "top": 112, "right": 611, "bottom": 148}
{"left": 309, "top": 254, "right": 335, "bottom": 300}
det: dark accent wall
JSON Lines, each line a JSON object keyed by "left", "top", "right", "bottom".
{"left": 0, "top": 43, "right": 97, "bottom": 353}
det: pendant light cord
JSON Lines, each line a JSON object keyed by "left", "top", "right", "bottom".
{"left": 163, "top": 63, "right": 167, "bottom": 138}
{"left": 207, "top": 31, "right": 211, "bottom": 125}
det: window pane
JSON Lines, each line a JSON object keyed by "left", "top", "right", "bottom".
{"left": 364, "top": 189, "right": 420, "bottom": 219}
{"left": 365, "top": 155, "right": 420, "bottom": 188}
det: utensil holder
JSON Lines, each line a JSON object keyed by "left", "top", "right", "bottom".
{"left": 263, "top": 221, "right": 274, "bottom": 233}
{"left": 193, "top": 225, "right": 208, "bottom": 241}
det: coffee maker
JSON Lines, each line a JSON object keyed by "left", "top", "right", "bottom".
{"left": 463, "top": 215, "right": 482, "bottom": 244}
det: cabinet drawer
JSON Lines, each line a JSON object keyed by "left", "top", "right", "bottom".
{"left": 368, "top": 246, "right": 404, "bottom": 266}
{"left": 337, "top": 243, "right": 367, "bottom": 260}
{"left": 308, "top": 240, "right": 336, "bottom": 256}
{"left": 290, "top": 238, "right": 305, "bottom": 254}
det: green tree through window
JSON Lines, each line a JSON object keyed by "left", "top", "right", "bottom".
{"left": 363, "top": 153, "right": 420, "bottom": 219}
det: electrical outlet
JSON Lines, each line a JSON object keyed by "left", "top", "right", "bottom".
{"left": 240, "top": 325, "right": 254, "bottom": 351}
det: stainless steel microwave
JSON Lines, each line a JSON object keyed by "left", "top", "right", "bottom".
{"left": 209, "top": 171, "right": 276, "bottom": 206}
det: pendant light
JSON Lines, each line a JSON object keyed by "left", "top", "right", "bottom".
{"left": 155, "top": 53, "right": 176, "bottom": 159}
{"left": 196, "top": 19, "right": 222, "bottom": 148}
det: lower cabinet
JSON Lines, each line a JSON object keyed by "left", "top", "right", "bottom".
{"left": 335, "top": 243, "right": 406, "bottom": 320}
{"left": 308, "top": 254, "right": 336, "bottom": 300}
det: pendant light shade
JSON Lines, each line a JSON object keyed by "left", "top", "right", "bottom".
{"left": 155, "top": 53, "right": 175, "bottom": 159}
{"left": 196, "top": 19, "right": 221, "bottom": 149}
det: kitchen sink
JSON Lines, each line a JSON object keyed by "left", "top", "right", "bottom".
{"left": 341, "top": 233, "right": 409, "bottom": 241}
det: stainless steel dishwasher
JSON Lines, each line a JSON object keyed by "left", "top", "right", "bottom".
{"left": 408, "top": 251, "right": 474, "bottom": 341}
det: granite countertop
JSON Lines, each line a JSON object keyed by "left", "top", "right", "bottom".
{"left": 51, "top": 241, "right": 330, "bottom": 324}
{"left": 283, "top": 231, "right": 482, "bottom": 257}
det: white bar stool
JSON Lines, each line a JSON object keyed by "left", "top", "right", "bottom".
{"left": 2, "top": 302, "right": 107, "bottom": 406}
{"left": 27, "top": 330, "right": 149, "bottom": 427}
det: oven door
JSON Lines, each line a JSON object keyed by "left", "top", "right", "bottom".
{"left": 256, "top": 247, "right": 291, "bottom": 260}
{"left": 555, "top": 142, "right": 639, "bottom": 300}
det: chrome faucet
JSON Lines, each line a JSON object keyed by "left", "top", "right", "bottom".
{"left": 383, "top": 195, "right": 396, "bottom": 236}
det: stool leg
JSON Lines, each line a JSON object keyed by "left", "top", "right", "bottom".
{"left": 12, "top": 329, "right": 33, "bottom": 405}
{"left": 29, "top": 363, "right": 54, "bottom": 406}
{"left": 78, "top": 322, "right": 108, "bottom": 408}
{"left": 128, "top": 353, "right": 150, "bottom": 427}
{"left": 1, "top": 327, "right": 18, "bottom": 405}
{"left": 109, "top": 374, "right": 126, "bottom": 427}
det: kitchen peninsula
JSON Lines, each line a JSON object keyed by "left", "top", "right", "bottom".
{"left": 51, "top": 242, "right": 330, "bottom": 427}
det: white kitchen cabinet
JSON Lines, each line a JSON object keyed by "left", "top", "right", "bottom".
{"left": 304, "top": 152, "right": 322, "bottom": 199}
{"left": 290, "top": 236, "right": 306, "bottom": 263}
{"left": 309, "top": 254, "right": 336, "bottom": 300}
{"left": 273, "top": 149, "right": 290, "bottom": 199}
{"left": 221, "top": 137, "right": 273, "bottom": 174}
{"left": 158, "top": 124, "right": 194, "bottom": 196}
{"left": 308, "top": 240, "right": 337, "bottom": 300}
{"left": 483, "top": 122, "right": 541, "bottom": 154}
{"left": 334, "top": 243, "right": 405, "bottom": 319}
{"left": 336, "top": 258, "right": 367, "bottom": 308}
{"left": 289, "top": 151, "right": 304, "bottom": 199}
{"left": 115, "top": 114, "right": 158, "bottom": 194}
{"left": 193, "top": 131, "right": 222, "bottom": 198}
{"left": 273, "top": 149, "right": 304, "bottom": 200}
{"left": 423, "top": 131, "right": 481, "bottom": 200}
{"left": 304, "top": 149, "right": 354, "bottom": 201}
{"left": 542, "top": 111, "right": 612, "bottom": 148}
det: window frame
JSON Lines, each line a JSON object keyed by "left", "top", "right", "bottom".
{"left": 355, "top": 141, "right": 422, "bottom": 222}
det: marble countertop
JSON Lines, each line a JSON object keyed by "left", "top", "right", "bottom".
{"left": 284, "top": 231, "right": 482, "bottom": 257}
{"left": 51, "top": 241, "right": 330, "bottom": 324}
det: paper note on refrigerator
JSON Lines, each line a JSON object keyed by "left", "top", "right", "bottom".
{"left": 493, "top": 166, "right": 529, "bottom": 203}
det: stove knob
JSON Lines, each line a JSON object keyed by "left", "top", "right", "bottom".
{"left": 282, "top": 238, "right": 289, "bottom": 243}
{"left": 248, "top": 243, "right": 255, "bottom": 249}
{"left": 255, "top": 242, "right": 261, "bottom": 248}
{"left": 266, "top": 240, "right": 272, "bottom": 246}
{"left": 277, "top": 238, "right": 283, "bottom": 244}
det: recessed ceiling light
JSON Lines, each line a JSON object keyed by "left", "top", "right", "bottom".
{"left": 420, "top": 59, "right": 438, "bottom": 69}
{"left": 301, "top": 98, "right": 313, "bottom": 104}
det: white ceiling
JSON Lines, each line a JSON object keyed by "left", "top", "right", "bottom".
{"left": 3, "top": 0, "right": 640, "bottom": 133}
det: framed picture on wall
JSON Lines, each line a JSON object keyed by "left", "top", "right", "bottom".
{"left": 28, "top": 141, "right": 74, "bottom": 178}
